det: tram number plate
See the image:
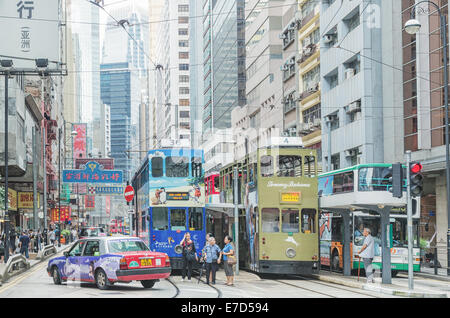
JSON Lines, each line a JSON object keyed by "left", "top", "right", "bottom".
{"left": 281, "top": 192, "right": 300, "bottom": 202}
{"left": 141, "top": 258, "right": 153, "bottom": 266}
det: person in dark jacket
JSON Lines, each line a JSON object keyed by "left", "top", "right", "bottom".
{"left": 179, "top": 232, "right": 198, "bottom": 282}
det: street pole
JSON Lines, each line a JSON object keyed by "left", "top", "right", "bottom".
{"left": 43, "top": 124, "right": 47, "bottom": 234}
{"left": 32, "top": 126, "right": 38, "bottom": 231}
{"left": 58, "top": 127, "right": 61, "bottom": 247}
{"left": 4, "top": 73, "right": 9, "bottom": 263}
{"left": 233, "top": 167, "right": 239, "bottom": 275}
{"left": 406, "top": 150, "right": 414, "bottom": 290}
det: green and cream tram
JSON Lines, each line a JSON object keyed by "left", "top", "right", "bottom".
{"left": 219, "top": 146, "right": 319, "bottom": 275}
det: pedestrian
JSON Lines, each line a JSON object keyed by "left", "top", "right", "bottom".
{"left": 180, "top": 232, "right": 198, "bottom": 282}
{"left": 0, "top": 231, "right": 5, "bottom": 263}
{"left": 204, "top": 237, "right": 221, "bottom": 285}
{"left": 219, "top": 235, "right": 235, "bottom": 286}
{"left": 71, "top": 228, "right": 78, "bottom": 242}
{"left": 9, "top": 228, "right": 16, "bottom": 255}
{"left": 50, "top": 229, "right": 56, "bottom": 246}
{"left": 19, "top": 231, "right": 30, "bottom": 259}
{"left": 358, "top": 228, "right": 375, "bottom": 284}
{"left": 55, "top": 227, "right": 61, "bottom": 247}
{"left": 202, "top": 233, "right": 213, "bottom": 282}
{"left": 43, "top": 228, "right": 48, "bottom": 246}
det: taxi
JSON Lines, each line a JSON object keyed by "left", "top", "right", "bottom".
{"left": 47, "top": 237, "right": 171, "bottom": 290}
{"left": 79, "top": 227, "right": 106, "bottom": 239}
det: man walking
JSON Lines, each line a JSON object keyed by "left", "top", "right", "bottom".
{"left": 358, "top": 228, "right": 375, "bottom": 283}
{"left": 19, "top": 231, "right": 31, "bottom": 259}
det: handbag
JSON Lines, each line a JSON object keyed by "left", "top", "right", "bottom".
{"left": 186, "top": 250, "right": 196, "bottom": 262}
{"left": 227, "top": 254, "right": 237, "bottom": 265}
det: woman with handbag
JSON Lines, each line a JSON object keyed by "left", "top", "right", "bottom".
{"left": 180, "top": 232, "right": 198, "bottom": 282}
{"left": 219, "top": 235, "right": 235, "bottom": 286}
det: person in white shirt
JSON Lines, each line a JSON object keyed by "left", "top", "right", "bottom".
{"left": 358, "top": 228, "right": 375, "bottom": 283}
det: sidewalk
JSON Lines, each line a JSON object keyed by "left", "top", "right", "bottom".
{"left": 416, "top": 267, "right": 450, "bottom": 282}
{"left": 312, "top": 271, "right": 448, "bottom": 298}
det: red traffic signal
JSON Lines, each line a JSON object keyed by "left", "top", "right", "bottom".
{"left": 411, "top": 163, "right": 423, "bottom": 174}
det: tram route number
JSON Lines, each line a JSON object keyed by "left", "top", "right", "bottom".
{"left": 225, "top": 303, "right": 269, "bottom": 313}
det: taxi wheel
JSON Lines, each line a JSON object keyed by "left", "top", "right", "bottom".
{"left": 52, "top": 267, "right": 62, "bottom": 285}
{"left": 141, "top": 280, "right": 156, "bottom": 289}
{"left": 95, "top": 269, "right": 110, "bottom": 290}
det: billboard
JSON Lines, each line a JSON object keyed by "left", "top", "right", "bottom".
{"left": 18, "top": 192, "right": 40, "bottom": 209}
{"left": 8, "top": 189, "right": 18, "bottom": 211}
{"left": 63, "top": 161, "right": 123, "bottom": 184}
{"left": 51, "top": 206, "right": 71, "bottom": 222}
{"left": 72, "top": 124, "right": 87, "bottom": 161}
{"left": 0, "top": 0, "right": 63, "bottom": 70}
{"left": 75, "top": 158, "right": 114, "bottom": 170}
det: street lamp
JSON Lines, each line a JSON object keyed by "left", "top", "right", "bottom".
{"left": 405, "top": 0, "right": 450, "bottom": 277}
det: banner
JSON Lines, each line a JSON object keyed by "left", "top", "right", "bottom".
{"left": 8, "top": 189, "right": 17, "bottom": 211}
{"left": 18, "top": 192, "right": 40, "bottom": 209}
{"left": 51, "top": 206, "right": 71, "bottom": 222}
{"left": 63, "top": 161, "right": 123, "bottom": 184}
{"left": 85, "top": 196, "right": 95, "bottom": 209}
{"left": 73, "top": 124, "right": 87, "bottom": 161}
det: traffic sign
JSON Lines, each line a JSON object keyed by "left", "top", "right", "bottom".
{"left": 124, "top": 185, "right": 135, "bottom": 202}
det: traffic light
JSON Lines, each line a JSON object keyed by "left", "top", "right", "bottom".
{"left": 409, "top": 162, "right": 424, "bottom": 197}
{"left": 389, "top": 163, "right": 403, "bottom": 198}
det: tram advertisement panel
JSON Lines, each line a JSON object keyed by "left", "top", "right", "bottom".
{"left": 244, "top": 184, "right": 258, "bottom": 271}
{"left": 148, "top": 149, "right": 205, "bottom": 207}
{"left": 319, "top": 213, "right": 332, "bottom": 266}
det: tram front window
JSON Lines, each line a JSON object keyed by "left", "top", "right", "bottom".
{"left": 166, "top": 157, "right": 189, "bottom": 177}
{"left": 152, "top": 207, "right": 168, "bottom": 230}
{"left": 171, "top": 209, "right": 186, "bottom": 231}
{"left": 262, "top": 208, "right": 279, "bottom": 233}
{"left": 301, "top": 209, "right": 316, "bottom": 234}
{"left": 152, "top": 157, "right": 163, "bottom": 177}
{"left": 188, "top": 208, "right": 203, "bottom": 231}
{"left": 277, "top": 156, "right": 302, "bottom": 177}
{"left": 282, "top": 208, "right": 299, "bottom": 233}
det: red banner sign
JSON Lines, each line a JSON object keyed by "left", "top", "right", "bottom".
{"left": 85, "top": 195, "right": 95, "bottom": 209}
{"left": 51, "top": 206, "right": 72, "bottom": 222}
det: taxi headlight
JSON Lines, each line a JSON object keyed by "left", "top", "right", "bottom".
{"left": 286, "top": 248, "right": 296, "bottom": 258}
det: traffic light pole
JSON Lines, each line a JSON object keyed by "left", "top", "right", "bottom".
{"left": 406, "top": 150, "right": 414, "bottom": 290}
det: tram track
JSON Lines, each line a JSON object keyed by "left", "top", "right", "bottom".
{"left": 274, "top": 279, "right": 339, "bottom": 298}
{"left": 166, "top": 276, "right": 222, "bottom": 298}
{"left": 166, "top": 278, "right": 181, "bottom": 298}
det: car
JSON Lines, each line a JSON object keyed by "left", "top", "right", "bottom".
{"left": 47, "top": 237, "right": 171, "bottom": 290}
{"left": 79, "top": 227, "right": 106, "bottom": 239}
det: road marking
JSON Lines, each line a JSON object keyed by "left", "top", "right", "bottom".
{"left": 0, "top": 260, "right": 48, "bottom": 294}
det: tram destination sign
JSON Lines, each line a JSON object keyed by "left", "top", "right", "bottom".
{"left": 280, "top": 192, "right": 301, "bottom": 203}
{"left": 63, "top": 161, "right": 123, "bottom": 184}
{"left": 167, "top": 192, "right": 190, "bottom": 201}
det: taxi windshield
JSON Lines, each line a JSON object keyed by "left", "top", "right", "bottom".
{"left": 80, "top": 228, "right": 104, "bottom": 237}
{"left": 108, "top": 240, "right": 149, "bottom": 253}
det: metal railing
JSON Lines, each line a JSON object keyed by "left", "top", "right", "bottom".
{"left": 0, "top": 254, "right": 30, "bottom": 283}
{"left": 36, "top": 244, "right": 57, "bottom": 260}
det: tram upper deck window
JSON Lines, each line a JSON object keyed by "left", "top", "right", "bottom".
{"left": 304, "top": 156, "right": 316, "bottom": 178}
{"left": 171, "top": 208, "right": 186, "bottom": 231}
{"left": 192, "top": 157, "right": 202, "bottom": 178}
{"left": 214, "top": 176, "right": 219, "bottom": 192}
{"left": 301, "top": 209, "right": 316, "bottom": 234}
{"left": 358, "top": 167, "right": 391, "bottom": 191}
{"left": 332, "top": 172, "right": 354, "bottom": 193}
{"left": 166, "top": 157, "right": 189, "bottom": 178}
{"left": 261, "top": 208, "right": 280, "bottom": 233}
{"left": 260, "top": 155, "right": 274, "bottom": 177}
{"left": 188, "top": 208, "right": 203, "bottom": 231}
{"left": 152, "top": 157, "right": 163, "bottom": 177}
{"left": 152, "top": 207, "right": 168, "bottom": 230}
{"left": 282, "top": 208, "right": 299, "bottom": 233}
{"left": 277, "top": 156, "right": 302, "bottom": 177}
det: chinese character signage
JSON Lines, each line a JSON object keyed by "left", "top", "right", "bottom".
{"left": 88, "top": 185, "right": 125, "bottom": 196}
{"left": 85, "top": 196, "right": 95, "bottom": 210}
{"left": 8, "top": 189, "right": 18, "bottom": 211}
{"left": 73, "top": 124, "right": 87, "bottom": 161}
{"left": 51, "top": 206, "right": 71, "bottom": 222}
{"left": 63, "top": 161, "right": 123, "bottom": 184}
{"left": 18, "top": 192, "right": 40, "bottom": 209}
{"left": 0, "top": 0, "right": 62, "bottom": 69}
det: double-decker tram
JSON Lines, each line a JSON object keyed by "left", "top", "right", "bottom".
{"left": 318, "top": 164, "right": 421, "bottom": 276}
{"left": 218, "top": 145, "right": 319, "bottom": 275}
{"left": 132, "top": 148, "right": 206, "bottom": 269}
{"left": 205, "top": 173, "right": 220, "bottom": 204}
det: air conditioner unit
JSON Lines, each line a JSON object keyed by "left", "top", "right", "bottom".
{"left": 313, "top": 118, "right": 321, "bottom": 127}
{"left": 281, "top": 65, "right": 289, "bottom": 71}
{"left": 308, "top": 121, "right": 314, "bottom": 130}
{"left": 279, "top": 33, "right": 287, "bottom": 39}
{"left": 345, "top": 68, "right": 355, "bottom": 79}
{"left": 288, "top": 22, "right": 296, "bottom": 30}
{"left": 303, "top": 37, "right": 311, "bottom": 47}
{"left": 347, "top": 101, "right": 361, "bottom": 113}
{"left": 288, "top": 58, "right": 296, "bottom": 65}
{"left": 323, "top": 34, "right": 335, "bottom": 44}
{"left": 303, "top": 47, "right": 312, "bottom": 55}
{"left": 345, "top": 150, "right": 356, "bottom": 157}
{"left": 307, "top": 85, "right": 318, "bottom": 93}
{"left": 299, "top": 123, "right": 311, "bottom": 134}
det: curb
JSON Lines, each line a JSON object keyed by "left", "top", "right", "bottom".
{"left": 312, "top": 274, "right": 448, "bottom": 298}
{"left": 412, "top": 272, "right": 450, "bottom": 283}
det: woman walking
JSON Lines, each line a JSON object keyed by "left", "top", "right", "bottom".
{"left": 219, "top": 235, "right": 235, "bottom": 286}
{"left": 180, "top": 232, "right": 198, "bottom": 282}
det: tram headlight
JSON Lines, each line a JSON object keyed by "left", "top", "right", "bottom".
{"left": 286, "top": 248, "right": 296, "bottom": 258}
{"left": 174, "top": 245, "right": 183, "bottom": 255}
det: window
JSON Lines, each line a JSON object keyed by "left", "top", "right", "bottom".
{"left": 178, "top": 29, "right": 188, "bottom": 36}
{"left": 261, "top": 208, "right": 280, "bottom": 233}
{"left": 304, "top": 156, "right": 316, "bottom": 177}
{"left": 188, "top": 208, "right": 203, "bottom": 231}
{"left": 332, "top": 172, "right": 354, "bottom": 193}
{"left": 180, "top": 75, "right": 189, "bottom": 82}
{"left": 179, "top": 40, "right": 188, "bottom": 47}
{"left": 178, "top": 4, "right": 189, "bottom": 12}
{"left": 191, "top": 157, "right": 202, "bottom": 178}
{"left": 179, "top": 99, "right": 190, "bottom": 106}
{"left": 277, "top": 155, "right": 302, "bottom": 177}
{"left": 179, "top": 52, "right": 189, "bottom": 59}
{"left": 260, "top": 155, "right": 273, "bottom": 177}
{"left": 179, "top": 87, "right": 190, "bottom": 95}
{"left": 344, "top": 8, "right": 360, "bottom": 33}
{"left": 83, "top": 240, "right": 100, "bottom": 256}
{"left": 171, "top": 208, "right": 186, "bottom": 231}
{"left": 179, "top": 64, "right": 189, "bottom": 71}
{"left": 282, "top": 208, "right": 299, "bottom": 233}
{"left": 151, "top": 157, "right": 163, "bottom": 177}
{"left": 178, "top": 16, "right": 188, "bottom": 24}
{"left": 301, "top": 209, "right": 316, "bottom": 233}
{"left": 214, "top": 176, "right": 219, "bottom": 192}
{"left": 180, "top": 111, "right": 189, "bottom": 118}
{"left": 166, "top": 157, "right": 189, "bottom": 177}
{"left": 152, "top": 207, "right": 168, "bottom": 230}
{"left": 108, "top": 240, "right": 149, "bottom": 253}
{"left": 68, "top": 241, "right": 86, "bottom": 256}
{"left": 358, "top": 167, "right": 393, "bottom": 192}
